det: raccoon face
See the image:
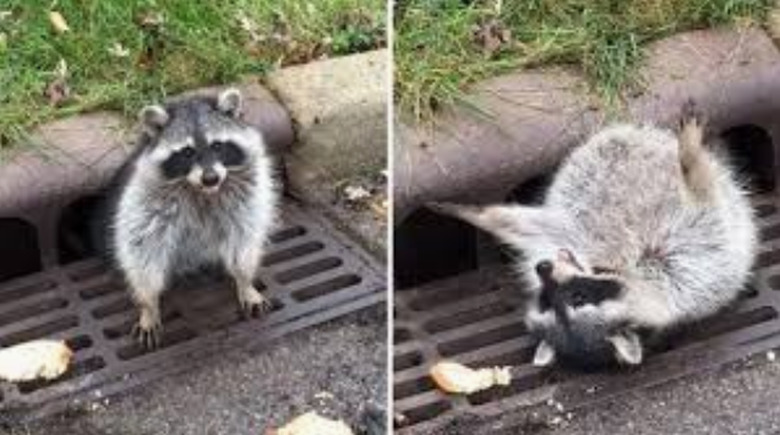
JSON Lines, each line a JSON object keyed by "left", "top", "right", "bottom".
{"left": 527, "top": 249, "right": 643, "bottom": 368}
{"left": 138, "top": 88, "right": 258, "bottom": 194}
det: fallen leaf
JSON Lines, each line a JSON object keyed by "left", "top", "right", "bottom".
{"left": 0, "top": 10, "right": 12, "bottom": 21}
{"left": 44, "top": 59, "right": 70, "bottom": 106}
{"left": 769, "top": 1, "right": 780, "bottom": 42}
{"left": 55, "top": 58, "right": 68, "bottom": 77}
{"left": 236, "top": 10, "right": 261, "bottom": 42}
{"left": 136, "top": 11, "right": 166, "bottom": 70}
{"left": 49, "top": 11, "right": 70, "bottom": 33}
{"left": 137, "top": 11, "right": 165, "bottom": 29}
{"left": 314, "top": 391, "right": 335, "bottom": 400}
{"left": 343, "top": 185, "right": 372, "bottom": 202}
{"left": 472, "top": 18, "right": 511, "bottom": 56}
{"left": 370, "top": 199, "right": 387, "bottom": 219}
{"left": 45, "top": 78, "right": 70, "bottom": 106}
{"left": 108, "top": 42, "right": 130, "bottom": 58}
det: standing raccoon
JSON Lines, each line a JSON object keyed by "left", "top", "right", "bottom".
{"left": 432, "top": 103, "right": 757, "bottom": 367}
{"left": 104, "top": 89, "right": 278, "bottom": 348}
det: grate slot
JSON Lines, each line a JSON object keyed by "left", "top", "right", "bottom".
{"left": 79, "top": 281, "right": 123, "bottom": 300}
{"left": 0, "top": 316, "right": 79, "bottom": 347}
{"left": 262, "top": 241, "right": 326, "bottom": 266}
{"left": 0, "top": 298, "right": 69, "bottom": 329}
{"left": 274, "top": 257, "right": 344, "bottom": 284}
{"left": 268, "top": 226, "right": 307, "bottom": 244}
{"left": 67, "top": 262, "right": 110, "bottom": 282}
{"left": 0, "top": 281, "right": 57, "bottom": 307}
{"left": 91, "top": 297, "right": 134, "bottom": 319}
{"left": 395, "top": 350, "right": 424, "bottom": 372}
{"left": 466, "top": 368, "right": 548, "bottom": 406}
{"left": 395, "top": 375, "right": 437, "bottom": 400}
{"left": 17, "top": 355, "right": 106, "bottom": 394}
{"left": 423, "top": 302, "right": 516, "bottom": 334}
{"left": 396, "top": 398, "right": 452, "bottom": 427}
{"left": 116, "top": 327, "right": 198, "bottom": 361}
{"left": 102, "top": 310, "right": 183, "bottom": 340}
{"left": 756, "top": 203, "right": 778, "bottom": 218}
{"left": 291, "top": 274, "right": 362, "bottom": 302}
{"left": 437, "top": 321, "right": 526, "bottom": 358}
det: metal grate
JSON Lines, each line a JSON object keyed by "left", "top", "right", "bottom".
{"left": 393, "top": 194, "right": 780, "bottom": 433}
{"left": 0, "top": 202, "right": 385, "bottom": 422}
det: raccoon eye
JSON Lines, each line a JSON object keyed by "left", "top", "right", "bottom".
{"left": 161, "top": 146, "right": 197, "bottom": 179}
{"left": 570, "top": 291, "right": 586, "bottom": 307}
{"left": 592, "top": 266, "right": 615, "bottom": 275}
{"left": 180, "top": 147, "right": 196, "bottom": 159}
{"left": 212, "top": 140, "right": 246, "bottom": 166}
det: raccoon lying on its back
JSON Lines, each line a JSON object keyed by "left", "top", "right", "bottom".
{"left": 432, "top": 103, "right": 757, "bottom": 367}
{"left": 102, "top": 89, "right": 278, "bottom": 348}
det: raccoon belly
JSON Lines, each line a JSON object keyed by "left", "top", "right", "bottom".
{"left": 638, "top": 209, "right": 754, "bottom": 321}
{"left": 170, "top": 235, "right": 223, "bottom": 273}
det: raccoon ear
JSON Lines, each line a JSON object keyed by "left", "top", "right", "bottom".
{"left": 217, "top": 88, "right": 243, "bottom": 117}
{"left": 532, "top": 340, "right": 557, "bottom": 367}
{"left": 427, "top": 202, "right": 548, "bottom": 246}
{"left": 608, "top": 331, "right": 643, "bottom": 365}
{"left": 139, "top": 105, "right": 169, "bottom": 131}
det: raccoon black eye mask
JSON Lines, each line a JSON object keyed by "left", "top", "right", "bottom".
{"left": 429, "top": 101, "right": 757, "bottom": 367}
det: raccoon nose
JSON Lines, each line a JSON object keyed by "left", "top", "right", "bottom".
{"left": 201, "top": 171, "right": 220, "bottom": 187}
{"left": 536, "top": 261, "right": 554, "bottom": 279}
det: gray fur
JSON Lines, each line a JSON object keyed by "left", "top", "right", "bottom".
{"left": 108, "top": 89, "right": 278, "bottom": 347}
{"left": 433, "top": 107, "right": 757, "bottom": 367}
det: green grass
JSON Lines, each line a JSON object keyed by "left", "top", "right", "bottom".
{"left": 395, "top": 0, "right": 772, "bottom": 121}
{"left": 0, "top": 0, "right": 385, "bottom": 150}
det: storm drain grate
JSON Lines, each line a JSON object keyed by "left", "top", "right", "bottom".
{"left": 0, "top": 202, "right": 384, "bottom": 421}
{"left": 393, "top": 193, "right": 780, "bottom": 433}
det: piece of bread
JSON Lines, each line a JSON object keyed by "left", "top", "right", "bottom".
{"left": 273, "top": 412, "right": 354, "bottom": 435}
{"left": 430, "top": 361, "right": 512, "bottom": 394}
{"left": 0, "top": 340, "right": 73, "bottom": 382}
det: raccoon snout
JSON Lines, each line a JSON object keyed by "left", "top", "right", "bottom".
{"left": 536, "top": 261, "right": 554, "bottom": 280}
{"left": 201, "top": 170, "right": 221, "bottom": 187}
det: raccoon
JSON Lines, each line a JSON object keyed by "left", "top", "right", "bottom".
{"left": 431, "top": 102, "right": 757, "bottom": 367}
{"left": 102, "top": 88, "right": 278, "bottom": 348}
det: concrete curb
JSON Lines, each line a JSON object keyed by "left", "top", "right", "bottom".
{"left": 267, "top": 49, "right": 387, "bottom": 183}
{"left": 267, "top": 49, "right": 388, "bottom": 257}
{"left": 393, "top": 26, "right": 780, "bottom": 222}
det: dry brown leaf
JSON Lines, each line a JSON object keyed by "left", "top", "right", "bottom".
{"left": 108, "top": 42, "right": 130, "bottom": 58}
{"left": 45, "top": 78, "right": 70, "bottom": 106}
{"left": 137, "top": 11, "right": 165, "bottom": 29}
{"left": 769, "top": 1, "right": 780, "bottom": 42}
{"left": 370, "top": 199, "right": 388, "bottom": 219}
{"left": 472, "top": 18, "right": 511, "bottom": 56}
{"left": 49, "top": 11, "right": 70, "bottom": 33}
{"left": 44, "top": 59, "right": 70, "bottom": 106}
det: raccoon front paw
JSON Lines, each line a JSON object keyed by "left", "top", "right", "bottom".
{"left": 678, "top": 99, "right": 705, "bottom": 131}
{"left": 238, "top": 287, "right": 273, "bottom": 318}
{"left": 131, "top": 319, "right": 163, "bottom": 349}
